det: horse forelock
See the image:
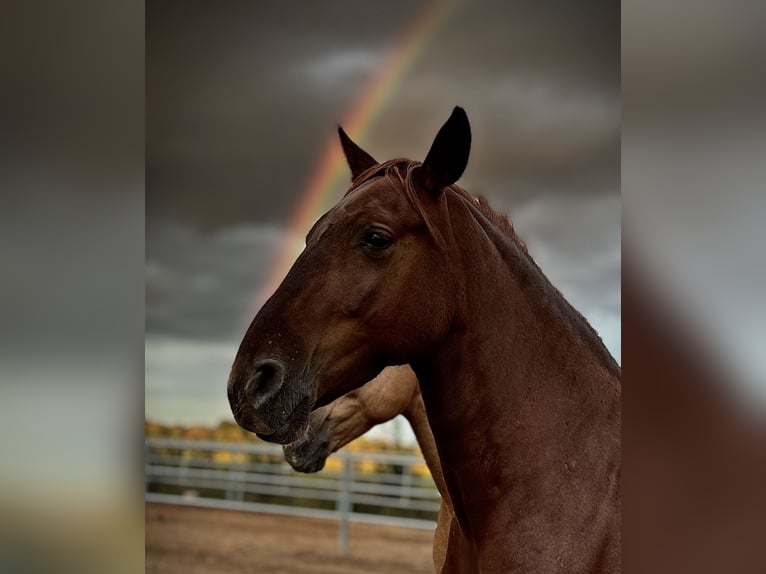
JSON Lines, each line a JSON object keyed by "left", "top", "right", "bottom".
{"left": 346, "top": 159, "right": 444, "bottom": 246}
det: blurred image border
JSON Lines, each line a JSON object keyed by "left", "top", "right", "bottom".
{"left": 2, "top": 1, "right": 765, "bottom": 572}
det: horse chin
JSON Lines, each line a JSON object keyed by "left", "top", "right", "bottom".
{"left": 285, "top": 446, "right": 329, "bottom": 474}
{"left": 283, "top": 433, "right": 331, "bottom": 473}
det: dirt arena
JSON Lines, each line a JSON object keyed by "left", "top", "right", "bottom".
{"left": 146, "top": 503, "right": 435, "bottom": 574}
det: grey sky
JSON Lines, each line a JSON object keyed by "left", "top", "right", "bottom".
{"left": 146, "top": 0, "right": 621, "bottom": 433}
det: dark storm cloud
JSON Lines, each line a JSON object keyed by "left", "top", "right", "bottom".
{"left": 146, "top": 223, "right": 283, "bottom": 339}
{"left": 147, "top": 0, "right": 619, "bottom": 229}
{"left": 147, "top": 0, "right": 415, "bottom": 228}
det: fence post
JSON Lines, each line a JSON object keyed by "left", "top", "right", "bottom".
{"left": 337, "top": 451, "right": 352, "bottom": 555}
{"left": 226, "top": 465, "right": 236, "bottom": 501}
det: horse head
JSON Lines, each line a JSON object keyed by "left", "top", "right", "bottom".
{"left": 228, "top": 107, "right": 471, "bottom": 444}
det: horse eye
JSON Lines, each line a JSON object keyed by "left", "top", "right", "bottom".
{"left": 361, "top": 229, "right": 393, "bottom": 250}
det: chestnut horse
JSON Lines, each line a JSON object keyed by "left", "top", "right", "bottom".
{"left": 228, "top": 108, "right": 621, "bottom": 572}
{"left": 282, "top": 365, "right": 474, "bottom": 572}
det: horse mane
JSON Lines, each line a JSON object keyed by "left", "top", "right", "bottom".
{"left": 350, "top": 159, "right": 621, "bottom": 377}
{"left": 455, "top": 191, "right": 530, "bottom": 255}
{"left": 458, "top": 185, "right": 620, "bottom": 378}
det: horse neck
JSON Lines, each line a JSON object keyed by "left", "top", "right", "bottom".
{"left": 412, "top": 192, "right": 621, "bottom": 548}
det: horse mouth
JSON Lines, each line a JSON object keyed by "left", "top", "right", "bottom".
{"left": 251, "top": 395, "right": 313, "bottom": 445}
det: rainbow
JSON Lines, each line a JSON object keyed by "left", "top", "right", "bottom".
{"left": 255, "top": 0, "right": 459, "bottom": 306}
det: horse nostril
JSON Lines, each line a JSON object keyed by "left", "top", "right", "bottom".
{"left": 244, "top": 359, "right": 286, "bottom": 407}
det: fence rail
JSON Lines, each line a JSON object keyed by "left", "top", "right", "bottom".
{"left": 145, "top": 437, "right": 440, "bottom": 552}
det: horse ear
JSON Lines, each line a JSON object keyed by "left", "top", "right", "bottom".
{"left": 419, "top": 106, "right": 471, "bottom": 194}
{"left": 338, "top": 126, "right": 378, "bottom": 180}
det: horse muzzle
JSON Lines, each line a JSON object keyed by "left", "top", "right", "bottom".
{"left": 227, "top": 357, "right": 313, "bottom": 444}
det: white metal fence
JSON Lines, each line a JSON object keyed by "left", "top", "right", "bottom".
{"left": 145, "top": 437, "right": 440, "bottom": 553}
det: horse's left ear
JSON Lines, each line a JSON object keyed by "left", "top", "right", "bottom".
{"left": 338, "top": 126, "right": 378, "bottom": 181}
{"left": 418, "top": 106, "right": 471, "bottom": 194}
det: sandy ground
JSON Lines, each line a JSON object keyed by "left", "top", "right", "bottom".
{"left": 146, "top": 503, "right": 435, "bottom": 574}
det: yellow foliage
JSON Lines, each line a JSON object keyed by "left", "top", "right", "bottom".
{"left": 212, "top": 451, "right": 248, "bottom": 464}
{"left": 184, "top": 426, "right": 209, "bottom": 440}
